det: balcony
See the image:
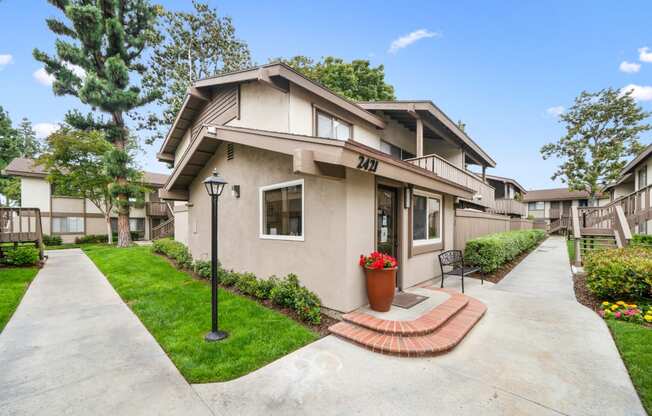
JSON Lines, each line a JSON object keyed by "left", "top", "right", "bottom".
{"left": 491, "top": 198, "right": 527, "bottom": 217}
{"left": 406, "top": 154, "right": 495, "bottom": 209}
{"left": 146, "top": 202, "right": 171, "bottom": 217}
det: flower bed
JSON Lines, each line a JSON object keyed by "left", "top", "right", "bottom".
{"left": 599, "top": 301, "right": 652, "bottom": 324}
{"left": 584, "top": 247, "right": 652, "bottom": 299}
{"left": 152, "top": 238, "right": 323, "bottom": 325}
{"left": 464, "top": 229, "right": 546, "bottom": 273}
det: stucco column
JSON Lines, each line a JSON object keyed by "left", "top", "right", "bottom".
{"left": 416, "top": 117, "right": 424, "bottom": 157}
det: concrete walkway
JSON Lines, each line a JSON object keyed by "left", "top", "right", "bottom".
{"left": 193, "top": 236, "right": 646, "bottom": 416}
{"left": 0, "top": 249, "right": 213, "bottom": 416}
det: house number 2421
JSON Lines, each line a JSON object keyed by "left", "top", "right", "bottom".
{"left": 357, "top": 156, "right": 379, "bottom": 172}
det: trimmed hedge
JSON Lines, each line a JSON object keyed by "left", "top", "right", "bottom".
{"left": 3, "top": 246, "right": 40, "bottom": 266}
{"left": 631, "top": 234, "right": 652, "bottom": 248}
{"left": 464, "top": 229, "right": 546, "bottom": 273}
{"left": 42, "top": 234, "right": 63, "bottom": 246}
{"left": 75, "top": 234, "right": 109, "bottom": 244}
{"left": 585, "top": 247, "right": 652, "bottom": 299}
{"left": 153, "top": 238, "right": 322, "bottom": 325}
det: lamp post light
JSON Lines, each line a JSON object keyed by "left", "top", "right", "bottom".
{"left": 203, "top": 169, "right": 228, "bottom": 342}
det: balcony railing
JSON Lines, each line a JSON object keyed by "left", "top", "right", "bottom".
{"left": 406, "top": 153, "right": 495, "bottom": 209}
{"left": 146, "top": 201, "right": 171, "bottom": 217}
{"left": 491, "top": 198, "right": 526, "bottom": 216}
{"left": 549, "top": 207, "right": 571, "bottom": 219}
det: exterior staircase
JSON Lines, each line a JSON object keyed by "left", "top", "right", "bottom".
{"left": 329, "top": 289, "right": 486, "bottom": 357}
{"left": 569, "top": 204, "right": 631, "bottom": 265}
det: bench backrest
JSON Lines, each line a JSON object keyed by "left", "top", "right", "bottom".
{"left": 438, "top": 250, "right": 463, "bottom": 268}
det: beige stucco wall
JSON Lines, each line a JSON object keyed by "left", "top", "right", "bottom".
{"left": 21, "top": 177, "right": 50, "bottom": 211}
{"left": 86, "top": 217, "right": 108, "bottom": 235}
{"left": 51, "top": 197, "right": 84, "bottom": 213}
{"left": 174, "top": 204, "right": 189, "bottom": 245}
{"left": 425, "top": 140, "right": 464, "bottom": 168}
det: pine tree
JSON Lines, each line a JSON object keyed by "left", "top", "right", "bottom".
{"left": 34, "top": 0, "right": 160, "bottom": 247}
{"left": 16, "top": 118, "right": 42, "bottom": 157}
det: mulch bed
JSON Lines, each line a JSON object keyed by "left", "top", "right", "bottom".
{"left": 572, "top": 271, "right": 602, "bottom": 313}
{"left": 153, "top": 252, "right": 337, "bottom": 337}
{"left": 468, "top": 239, "right": 547, "bottom": 284}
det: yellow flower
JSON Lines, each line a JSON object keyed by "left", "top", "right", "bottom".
{"left": 602, "top": 301, "right": 610, "bottom": 306}
{"left": 611, "top": 305, "right": 619, "bottom": 311}
{"left": 629, "top": 304, "right": 637, "bottom": 309}
{"left": 645, "top": 315, "right": 652, "bottom": 323}
{"left": 617, "top": 301, "right": 626, "bottom": 305}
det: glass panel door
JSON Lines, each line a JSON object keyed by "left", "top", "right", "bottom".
{"left": 377, "top": 186, "right": 397, "bottom": 258}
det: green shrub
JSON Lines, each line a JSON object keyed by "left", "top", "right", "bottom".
{"left": 293, "top": 286, "right": 322, "bottom": 325}
{"left": 270, "top": 274, "right": 301, "bottom": 308}
{"left": 235, "top": 272, "right": 259, "bottom": 296}
{"left": 464, "top": 229, "right": 546, "bottom": 273}
{"left": 42, "top": 234, "right": 63, "bottom": 246}
{"left": 3, "top": 246, "right": 40, "bottom": 266}
{"left": 75, "top": 234, "right": 109, "bottom": 244}
{"left": 151, "top": 238, "right": 193, "bottom": 269}
{"left": 193, "top": 260, "right": 212, "bottom": 279}
{"left": 254, "top": 276, "right": 278, "bottom": 300}
{"left": 584, "top": 247, "right": 652, "bottom": 299}
{"left": 631, "top": 234, "right": 652, "bottom": 248}
{"left": 219, "top": 270, "right": 239, "bottom": 286}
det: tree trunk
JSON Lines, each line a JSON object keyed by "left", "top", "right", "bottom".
{"left": 114, "top": 114, "right": 132, "bottom": 248}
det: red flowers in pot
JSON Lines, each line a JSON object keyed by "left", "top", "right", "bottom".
{"left": 359, "top": 251, "right": 398, "bottom": 312}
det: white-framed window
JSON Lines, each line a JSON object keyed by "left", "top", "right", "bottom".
{"left": 316, "top": 110, "right": 351, "bottom": 140}
{"left": 412, "top": 192, "right": 442, "bottom": 245}
{"left": 52, "top": 217, "right": 84, "bottom": 233}
{"left": 380, "top": 140, "right": 416, "bottom": 161}
{"left": 528, "top": 201, "right": 544, "bottom": 210}
{"left": 259, "top": 179, "right": 304, "bottom": 241}
{"left": 638, "top": 166, "right": 647, "bottom": 190}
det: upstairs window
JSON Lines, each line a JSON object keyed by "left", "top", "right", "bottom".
{"left": 316, "top": 110, "right": 351, "bottom": 140}
{"left": 380, "top": 140, "right": 415, "bottom": 160}
{"left": 528, "top": 202, "right": 544, "bottom": 210}
{"left": 638, "top": 166, "right": 647, "bottom": 190}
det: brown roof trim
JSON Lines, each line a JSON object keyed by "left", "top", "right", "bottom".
{"left": 485, "top": 174, "right": 527, "bottom": 194}
{"left": 521, "top": 187, "right": 600, "bottom": 202}
{"left": 357, "top": 101, "right": 496, "bottom": 168}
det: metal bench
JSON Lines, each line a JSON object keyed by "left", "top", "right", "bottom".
{"left": 438, "top": 250, "right": 482, "bottom": 293}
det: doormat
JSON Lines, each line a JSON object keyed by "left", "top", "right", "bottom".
{"left": 392, "top": 292, "right": 428, "bottom": 309}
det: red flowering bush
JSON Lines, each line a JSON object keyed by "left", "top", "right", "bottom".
{"left": 359, "top": 251, "right": 398, "bottom": 270}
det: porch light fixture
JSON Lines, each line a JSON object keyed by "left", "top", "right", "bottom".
{"left": 404, "top": 186, "right": 413, "bottom": 209}
{"left": 231, "top": 184, "right": 240, "bottom": 199}
{"left": 203, "top": 169, "right": 228, "bottom": 342}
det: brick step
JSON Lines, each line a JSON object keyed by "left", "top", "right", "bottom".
{"left": 329, "top": 296, "right": 487, "bottom": 357}
{"left": 342, "top": 292, "right": 468, "bottom": 336}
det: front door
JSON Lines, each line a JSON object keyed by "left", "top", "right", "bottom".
{"left": 377, "top": 186, "right": 398, "bottom": 258}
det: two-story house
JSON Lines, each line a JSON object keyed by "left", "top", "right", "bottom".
{"left": 485, "top": 174, "right": 527, "bottom": 218}
{"left": 157, "top": 63, "right": 498, "bottom": 312}
{"left": 3, "top": 157, "right": 171, "bottom": 243}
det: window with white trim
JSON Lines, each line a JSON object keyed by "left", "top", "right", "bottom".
{"left": 52, "top": 217, "right": 84, "bottom": 233}
{"left": 528, "top": 201, "right": 544, "bottom": 210}
{"left": 260, "top": 179, "right": 304, "bottom": 240}
{"left": 412, "top": 194, "right": 442, "bottom": 244}
{"left": 316, "top": 110, "right": 351, "bottom": 140}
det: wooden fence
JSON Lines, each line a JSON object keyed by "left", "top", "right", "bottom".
{"left": 454, "top": 209, "right": 533, "bottom": 251}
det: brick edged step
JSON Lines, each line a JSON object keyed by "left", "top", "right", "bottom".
{"left": 329, "top": 295, "right": 486, "bottom": 357}
{"left": 342, "top": 292, "right": 468, "bottom": 336}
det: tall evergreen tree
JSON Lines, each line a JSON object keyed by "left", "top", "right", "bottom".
{"left": 34, "top": 0, "right": 160, "bottom": 247}
{"left": 0, "top": 106, "right": 20, "bottom": 206}
{"left": 16, "top": 118, "right": 42, "bottom": 157}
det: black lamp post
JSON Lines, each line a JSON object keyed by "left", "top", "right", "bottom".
{"left": 203, "top": 169, "right": 228, "bottom": 342}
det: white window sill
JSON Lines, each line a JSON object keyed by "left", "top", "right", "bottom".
{"left": 413, "top": 238, "right": 442, "bottom": 246}
{"left": 259, "top": 234, "right": 305, "bottom": 242}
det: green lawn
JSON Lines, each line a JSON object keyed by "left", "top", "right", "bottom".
{"left": 607, "top": 320, "right": 652, "bottom": 414}
{"left": 82, "top": 245, "right": 318, "bottom": 383}
{"left": 566, "top": 238, "right": 575, "bottom": 263}
{"left": 0, "top": 267, "right": 39, "bottom": 332}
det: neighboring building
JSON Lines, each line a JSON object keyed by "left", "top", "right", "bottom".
{"left": 3, "top": 157, "right": 171, "bottom": 243}
{"left": 485, "top": 174, "right": 527, "bottom": 218}
{"left": 523, "top": 187, "right": 608, "bottom": 221}
{"left": 157, "top": 62, "right": 498, "bottom": 313}
{"left": 604, "top": 143, "right": 652, "bottom": 234}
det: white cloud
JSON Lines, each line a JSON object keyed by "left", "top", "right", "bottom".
{"left": 546, "top": 106, "right": 565, "bottom": 117}
{"left": 639, "top": 47, "right": 652, "bottom": 63}
{"left": 388, "top": 29, "right": 440, "bottom": 54}
{"left": 33, "top": 122, "right": 60, "bottom": 139}
{"left": 622, "top": 84, "right": 652, "bottom": 101}
{"left": 0, "top": 54, "right": 13, "bottom": 69}
{"left": 33, "top": 63, "right": 86, "bottom": 86}
{"left": 619, "top": 61, "right": 641, "bottom": 73}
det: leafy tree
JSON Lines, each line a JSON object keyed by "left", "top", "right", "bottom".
{"left": 140, "top": 0, "right": 252, "bottom": 142}
{"left": 0, "top": 106, "right": 21, "bottom": 206}
{"left": 16, "top": 118, "right": 42, "bottom": 158}
{"left": 541, "top": 88, "right": 651, "bottom": 201}
{"left": 38, "top": 128, "right": 147, "bottom": 245}
{"left": 275, "top": 56, "right": 396, "bottom": 101}
{"left": 34, "top": 0, "right": 160, "bottom": 247}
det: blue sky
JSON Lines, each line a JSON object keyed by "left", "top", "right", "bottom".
{"left": 1, "top": 0, "right": 651, "bottom": 189}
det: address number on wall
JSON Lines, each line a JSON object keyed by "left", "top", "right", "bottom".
{"left": 357, "top": 155, "right": 379, "bottom": 172}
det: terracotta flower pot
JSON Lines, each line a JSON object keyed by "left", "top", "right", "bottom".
{"left": 364, "top": 267, "right": 397, "bottom": 312}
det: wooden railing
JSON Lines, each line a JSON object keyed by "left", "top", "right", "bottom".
{"left": 151, "top": 217, "right": 174, "bottom": 240}
{"left": 0, "top": 208, "right": 44, "bottom": 259}
{"left": 406, "top": 154, "right": 495, "bottom": 209}
{"left": 146, "top": 201, "right": 172, "bottom": 217}
{"left": 549, "top": 208, "right": 571, "bottom": 219}
{"left": 491, "top": 198, "right": 526, "bottom": 216}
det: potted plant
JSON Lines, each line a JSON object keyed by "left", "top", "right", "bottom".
{"left": 359, "top": 251, "right": 398, "bottom": 312}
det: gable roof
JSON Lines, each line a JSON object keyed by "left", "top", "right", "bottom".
{"left": 3, "top": 158, "right": 169, "bottom": 187}
{"left": 158, "top": 62, "right": 388, "bottom": 159}
{"left": 621, "top": 143, "right": 652, "bottom": 176}
{"left": 358, "top": 101, "right": 496, "bottom": 168}
{"left": 522, "top": 187, "right": 595, "bottom": 202}
{"left": 485, "top": 174, "right": 527, "bottom": 194}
